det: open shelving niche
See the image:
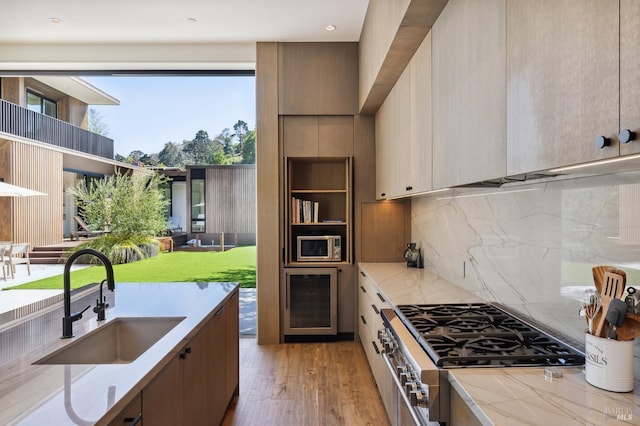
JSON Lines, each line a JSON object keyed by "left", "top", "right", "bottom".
{"left": 285, "top": 157, "right": 352, "bottom": 265}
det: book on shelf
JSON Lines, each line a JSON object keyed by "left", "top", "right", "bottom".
{"left": 291, "top": 197, "right": 321, "bottom": 224}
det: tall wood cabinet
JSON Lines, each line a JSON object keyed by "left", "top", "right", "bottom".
{"left": 506, "top": 0, "right": 619, "bottom": 174}
{"left": 432, "top": 0, "right": 506, "bottom": 189}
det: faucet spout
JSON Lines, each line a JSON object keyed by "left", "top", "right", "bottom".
{"left": 62, "top": 249, "right": 115, "bottom": 338}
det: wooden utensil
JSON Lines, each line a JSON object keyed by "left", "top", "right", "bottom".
{"left": 614, "top": 313, "right": 640, "bottom": 341}
{"left": 592, "top": 265, "right": 614, "bottom": 294}
{"left": 594, "top": 269, "right": 627, "bottom": 338}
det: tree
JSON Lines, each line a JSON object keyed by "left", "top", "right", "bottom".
{"left": 183, "top": 130, "right": 215, "bottom": 165}
{"left": 158, "top": 141, "right": 184, "bottom": 167}
{"left": 88, "top": 108, "right": 109, "bottom": 136}
{"left": 68, "top": 170, "right": 169, "bottom": 263}
{"left": 233, "top": 120, "right": 249, "bottom": 155}
{"left": 215, "top": 128, "right": 235, "bottom": 156}
{"left": 241, "top": 129, "right": 256, "bottom": 164}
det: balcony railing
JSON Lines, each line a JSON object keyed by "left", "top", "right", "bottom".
{"left": 0, "top": 99, "right": 114, "bottom": 159}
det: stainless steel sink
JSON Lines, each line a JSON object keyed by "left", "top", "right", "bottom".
{"left": 34, "top": 316, "right": 185, "bottom": 365}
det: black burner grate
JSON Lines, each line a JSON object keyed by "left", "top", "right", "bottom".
{"left": 395, "top": 303, "right": 585, "bottom": 368}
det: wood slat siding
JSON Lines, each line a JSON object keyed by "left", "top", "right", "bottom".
{"left": 10, "top": 141, "right": 63, "bottom": 247}
{"left": 205, "top": 166, "right": 256, "bottom": 233}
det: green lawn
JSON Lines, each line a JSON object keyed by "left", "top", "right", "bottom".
{"left": 6, "top": 246, "right": 256, "bottom": 290}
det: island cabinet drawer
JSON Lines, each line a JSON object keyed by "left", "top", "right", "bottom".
{"left": 107, "top": 393, "right": 142, "bottom": 426}
{"left": 358, "top": 268, "right": 389, "bottom": 331}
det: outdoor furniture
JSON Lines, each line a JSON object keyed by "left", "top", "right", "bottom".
{"left": 166, "top": 216, "right": 182, "bottom": 235}
{"left": 155, "top": 236, "right": 174, "bottom": 252}
{"left": 71, "top": 216, "right": 108, "bottom": 241}
{"left": 4, "top": 243, "right": 31, "bottom": 280}
{"left": 0, "top": 243, "right": 11, "bottom": 280}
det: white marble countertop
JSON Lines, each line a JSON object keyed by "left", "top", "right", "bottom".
{"left": 359, "top": 263, "right": 640, "bottom": 425}
{"left": 0, "top": 281, "right": 238, "bottom": 426}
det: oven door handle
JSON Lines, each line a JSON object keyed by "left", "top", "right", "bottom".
{"left": 381, "top": 351, "right": 429, "bottom": 426}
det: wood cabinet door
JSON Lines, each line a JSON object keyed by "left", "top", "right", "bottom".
{"left": 375, "top": 88, "right": 396, "bottom": 199}
{"left": 620, "top": 0, "right": 640, "bottom": 156}
{"left": 208, "top": 304, "right": 228, "bottom": 426}
{"left": 432, "top": 0, "right": 506, "bottom": 188}
{"left": 183, "top": 325, "right": 210, "bottom": 425}
{"left": 143, "top": 354, "right": 183, "bottom": 425}
{"left": 394, "top": 60, "right": 412, "bottom": 196}
{"left": 225, "top": 291, "right": 240, "bottom": 401}
{"left": 506, "top": 0, "right": 619, "bottom": 174}
{"left": 283, "top": 116, "right": 319, "bottom": 157}
{"left": 319, "top": 116, "right": 354, "bottom": 156}
{"left": 278, "top": 42, "right": 358, "bottom": 115}
{"left": 408, "top": 31, "right": 433, "bottom": 194}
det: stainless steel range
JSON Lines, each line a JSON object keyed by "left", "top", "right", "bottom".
{"left": 378, "top": 303, "right": 585, "bottom": 425}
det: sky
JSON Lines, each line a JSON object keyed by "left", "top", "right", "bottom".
{"left": 83, "top": 76, "right": 256, "bottom": 156}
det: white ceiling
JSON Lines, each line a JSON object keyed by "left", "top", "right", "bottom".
{"left": 0, "top": 0, "right": 369, "bottom": 71}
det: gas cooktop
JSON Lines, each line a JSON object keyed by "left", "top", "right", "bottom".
{"left": 394, "top": 303, "right": 585, "bottom": 368}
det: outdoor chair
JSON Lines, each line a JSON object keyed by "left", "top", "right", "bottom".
{"left": 4, "top": 243, "right": 31, "bottom": 280}
{"left": 0, "top": 243, "right": 11, "bottom": 280}
{"left": 71, "top": 216, "right": 108, "bottom": 241}
{"left": 166, "top": 216, "right": 182, "bottom": 235}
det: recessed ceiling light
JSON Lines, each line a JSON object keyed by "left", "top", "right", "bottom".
{"left": 187, "top": 17, "right": 197, "bottom": 24}
{"left": 49, "top": 17, "right": 64, "bottom": 24}
{"left": 325, "top": 25, "right": 336, "bottom": 32}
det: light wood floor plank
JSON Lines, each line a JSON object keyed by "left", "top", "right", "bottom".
{"left": 222, "top": 338, "right": 390, "bottom": 426}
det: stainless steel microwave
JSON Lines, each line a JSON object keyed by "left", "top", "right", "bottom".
{"left": 296, "top": 235, "right": 341, "bottom": 262}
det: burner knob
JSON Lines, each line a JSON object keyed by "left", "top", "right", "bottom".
{"left": 405, "top": 381, "right": 418, "bottom": 397}
{"left": 409, "top": 390, "right": 427, "bottom": 407}
{"left": 396, "top": 365, "right": 407, "bottom": 375}
{"left": 383, "top": 340, "right": 396, "bottom": 353}
{"left": 399, "top": 372, "right": 411, "bottom": 386}
{"left": 377, "top": 329, "right": 387, "bottom": 340}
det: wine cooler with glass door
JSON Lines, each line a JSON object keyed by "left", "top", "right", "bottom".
{"left": 283, "top": 267, "right": 337, "bottom": 335}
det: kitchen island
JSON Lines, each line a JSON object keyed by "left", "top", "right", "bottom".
{"left": 359, "top": 262, "right": 640, "bottom": 425}
{"left": 0, "top": 281, "right": 239, "bottom": 425}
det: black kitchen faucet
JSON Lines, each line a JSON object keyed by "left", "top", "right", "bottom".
{"left": 61, "top": 249, "right": 115, "bottom": 338}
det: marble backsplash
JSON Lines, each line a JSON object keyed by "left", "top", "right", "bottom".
{"left": 411, "top": 171, "right": 640, "bottom": 346}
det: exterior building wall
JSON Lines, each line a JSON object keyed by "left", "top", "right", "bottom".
{"left": 3, "top": 140, "right": 63, "bottom": 247}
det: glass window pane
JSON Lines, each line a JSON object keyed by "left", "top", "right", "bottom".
{"left": 27, "top": 92, "right": 41, "bottom": 113}
{"left": 43, "top": 98, "right": 57, "bottom": 118}
{"left": 191, "top": 178, "right": 205, "bottom": 232}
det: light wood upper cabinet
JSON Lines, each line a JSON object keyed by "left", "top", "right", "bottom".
{"left": 620, "top": 0, "right": 640, "bottom": 156}
{"left": 375, "top": 87, "right": 396, "bottom": 199}
{"left": 375, "top": 32, "right": 432, "bottom": 199}
{"left": 506, "top": 0, "right": 619, "bottom": 175}
{"left": 406, "top": 32, "right": 432, "bottom": 194}
{"left": 432, "top": 0, "right": 506, "bottom": 188}
{"left": 283, "top": 116, "right": 354, "bottom": 157}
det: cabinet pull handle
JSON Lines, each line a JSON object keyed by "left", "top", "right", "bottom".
{"left": 360, "top": 315, "right": 367, "bottom": 325}
{"left": 180, "top": 346, "right": 192, "bottom": 359}
{"left": 406, "top": 185, "right": 413, "bottom": 191}
{"left": 125, "top": 413, "right": 142, "bottom": 425}
{"left": 360, "top": 271, "right": 366, "bottom": 277}
{"left": 215, "top": 305, "right": 226, "bottom": 316}
{"left": 371, "top": 304, "right": 379, "bottom": 315}
{"left": 381, "top": 192, "right": 386, "bottom": 197}
{"left": 594, "top": 135, "right": 611, "bottom": 149}
{"left": 360, "top": 285, "right": 366, "bottom": 293}
{"left": 376, "top": 292, "right": 386, "bottom": 303}
{"left": 372, "top": 341, "right": 380, "bottom": 355}
{"left": 620, "top": 129, "right": 637, "bottom": 144}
